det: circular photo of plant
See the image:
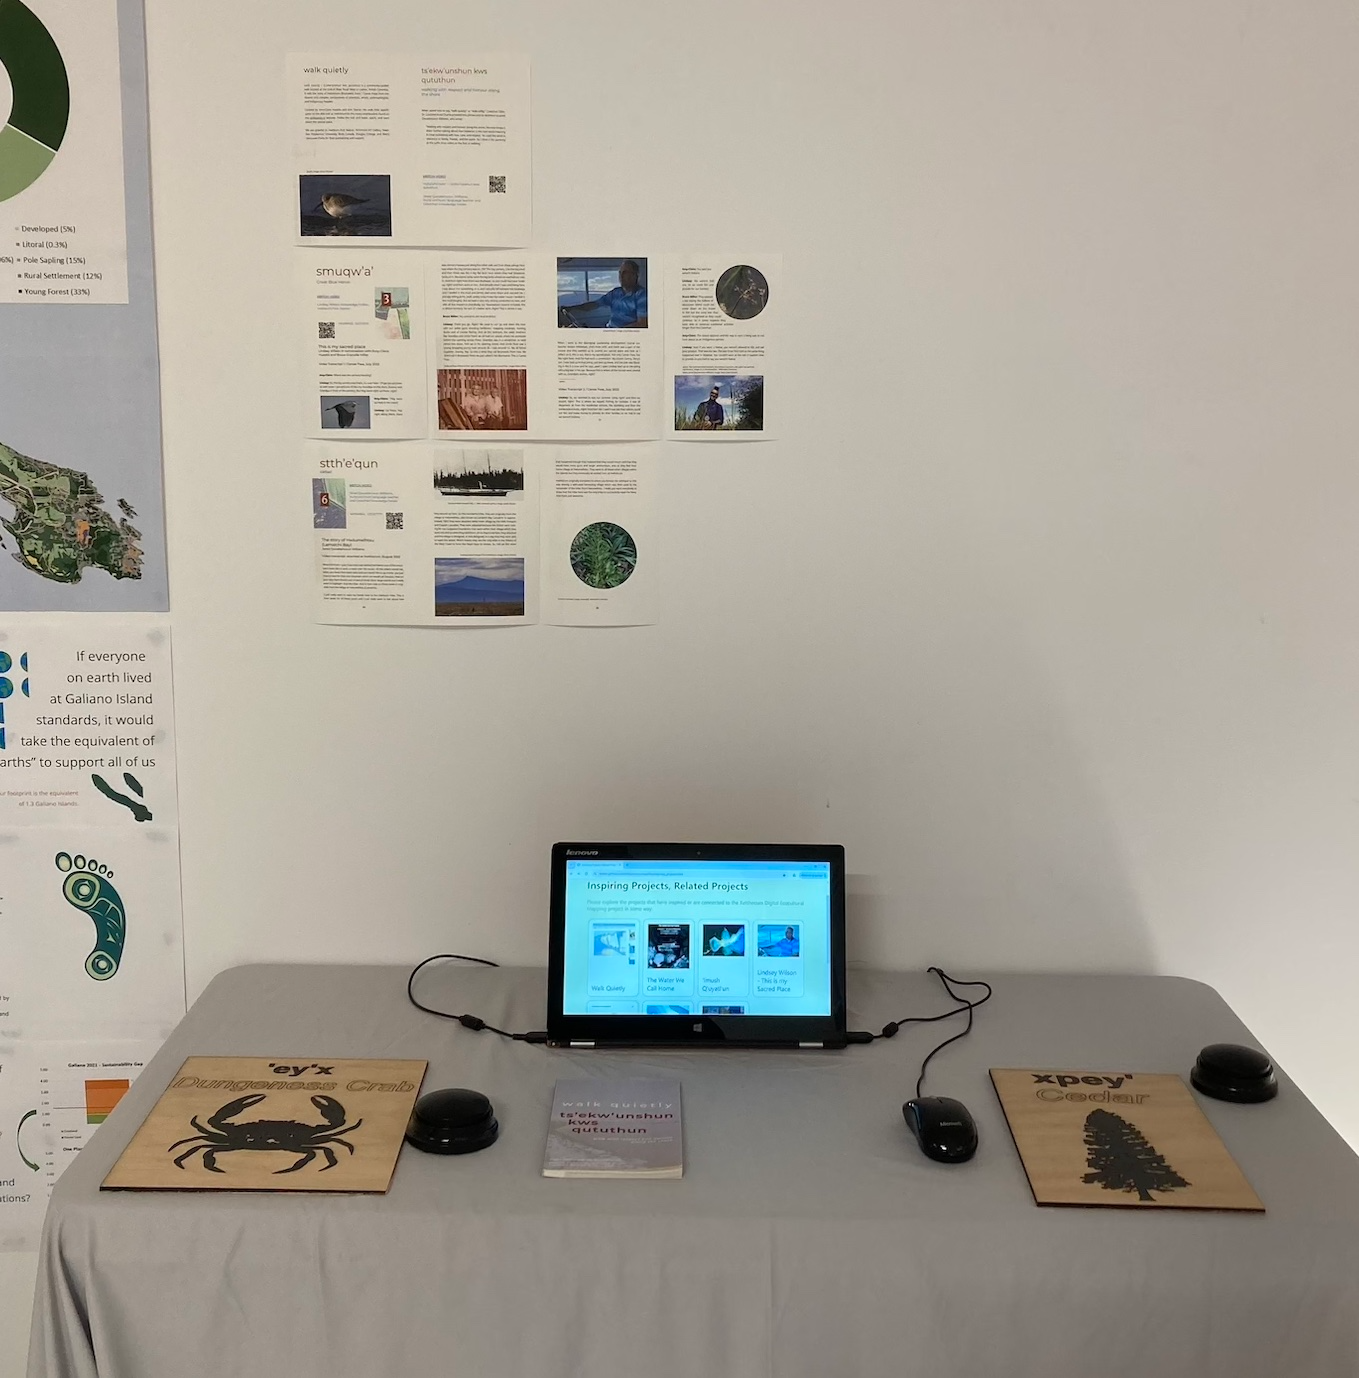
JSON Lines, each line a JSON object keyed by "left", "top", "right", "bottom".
{"left": 715, "top": 264, "right": 769, "bottom": 320}
{"left": 570, "top": 521, "right": 637, "bottom": 589}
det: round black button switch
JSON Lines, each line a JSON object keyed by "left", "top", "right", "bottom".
{"left": 1191, "top": 1043, "right": 1278, "bottom": 1103}
{"left": 405, "top": 1088, "right": 499, "bottom": 1154}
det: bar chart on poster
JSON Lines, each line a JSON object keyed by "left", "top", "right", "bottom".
{"left": 38, "top": 1044, "right": 156, "bottom": 1186}
{"left": 0, "top": 1039, "right": 155, "bottom": 1250}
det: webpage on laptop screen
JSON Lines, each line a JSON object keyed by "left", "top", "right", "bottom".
{"left": 563, "top": 859, "right": 832, "bottom": 1017}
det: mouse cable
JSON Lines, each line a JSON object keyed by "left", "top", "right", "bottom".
{"left": 845, "top": 966, "right": 990, "bottom": 1045}
{"left": 911, "top": 968, "right": 992, "bottom": 1099}
{"left": 845, "top": 967, "right": 993, "bottom": 1095}
{"left": 406, "top": 952, "right": 550, "bottom": 1043}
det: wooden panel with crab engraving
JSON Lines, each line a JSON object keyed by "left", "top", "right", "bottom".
{"left": 102, "top": 1056, "right": 427, "bottom": 1192}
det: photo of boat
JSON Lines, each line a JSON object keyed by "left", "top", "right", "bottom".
{"left": 433, "top": 450, "right": 524, "bottom": 498}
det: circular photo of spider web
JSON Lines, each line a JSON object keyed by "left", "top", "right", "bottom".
{"left": 715, "top": 264, "right": 769, "bottom": 321}
{"left": 570, "top": 521, "right": 637, "bottom": 589}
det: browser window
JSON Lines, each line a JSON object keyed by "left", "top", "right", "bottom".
{"left": 562, "top": 859, "right": 833, "bottom": 1019}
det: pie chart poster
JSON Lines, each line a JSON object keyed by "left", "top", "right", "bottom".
{"left": 0, "top": 0, "right": 167, "bottom": 612}
{"left": 0, "top": 0, "right": 128, "bottom": 303}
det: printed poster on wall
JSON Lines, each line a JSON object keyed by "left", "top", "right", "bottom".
{"left": 0, "top": 0, "right": 127, "bottom": 303}
{"left": 0, "top": 614, "right": 185, "bottom": 1249}
{"left": 0, "top": 1039, "right": 160, "bottom": 1251}
{"left": 0, "top": 617, "right": 176, "bottom": 826}
{"left": 0, "top": 0, "right": 168, "bottom": 612}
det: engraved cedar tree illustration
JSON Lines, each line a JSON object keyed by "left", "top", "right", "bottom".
{"left": 1081, "top": 1108, "right": 1191, "bottom": 1202}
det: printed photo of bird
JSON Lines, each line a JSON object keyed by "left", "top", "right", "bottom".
{"left": 323, "top": 400, "right": 357, "bottom": 428}
{"left": 299, "top": 175, "right": 391, "bottom": 238}
{"left": 319, "top": 192, "right": 368, "bottom": 220}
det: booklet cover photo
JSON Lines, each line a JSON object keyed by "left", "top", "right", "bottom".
{"left": 542, "top": 1078, "right": 682, "bottom": 1178}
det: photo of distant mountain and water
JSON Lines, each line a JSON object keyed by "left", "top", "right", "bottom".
{"left": 434, "top": 557, "right": 525, "bottom": 618}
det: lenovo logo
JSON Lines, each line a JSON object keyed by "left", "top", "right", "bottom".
{"left": 566, "top": 849, "right": 599, "bottom": 856}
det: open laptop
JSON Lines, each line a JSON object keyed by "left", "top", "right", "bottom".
{"left": 547, "top": 842, "right": 847, "bottom": 1048}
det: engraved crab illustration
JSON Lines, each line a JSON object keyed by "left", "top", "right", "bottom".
{"left": 168, "top": 1093, "right": 364, "bottom": 1174}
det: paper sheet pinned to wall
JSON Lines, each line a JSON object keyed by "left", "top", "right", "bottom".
{"left": 288, "top": 53, "right": 531, "bottom": 249}
{"left": 667, "top": 255, "right": 779, "bottom": 441}
{"left": 541, "top": 444, "right": 658, "bottom": 626}
{"left": 308, "top": 442, "right": 657, "bottom": 626}
{"left": 308, "top": 441, "right": 539, "bottom": 625}
{"left": 0, "top": 615, "right": 183, "bottom": 1251}
{"left": 0, "top": 619, "right": 176, "bottom": 827}
{"left": 299, "top": 253, "right": 430, "bottom": 440}
{"left": 428, "top": 253, "right": 663, "bottom": 441}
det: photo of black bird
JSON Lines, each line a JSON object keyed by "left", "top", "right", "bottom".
{"left": 323, "top": 401, "right": 357, "bottom": 428}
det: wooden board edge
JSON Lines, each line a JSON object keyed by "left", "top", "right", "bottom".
{"left": 989, "top": 1067, "right": 1042, "bottom": 1208}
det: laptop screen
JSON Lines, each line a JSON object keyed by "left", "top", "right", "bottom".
{"left": 561, "top": 857, "right": 834, "bottom": 1019}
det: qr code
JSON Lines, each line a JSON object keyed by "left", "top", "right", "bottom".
{"left": 489, "top": 175, "right": 507, "bottom": 194}
{"left": 385, "top": 512, "right": 404, "bottom": 530}
{"left": 318, "top": 321, "right": 335, "bottom": 339}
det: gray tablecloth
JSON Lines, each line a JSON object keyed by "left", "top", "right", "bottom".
{"left": 28, "top": 964, "right": 1359, "bottom": 1377}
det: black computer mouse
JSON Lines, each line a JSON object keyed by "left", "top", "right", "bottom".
{"left": 903, "top": 1096, "right": 978, "bottom": 1163}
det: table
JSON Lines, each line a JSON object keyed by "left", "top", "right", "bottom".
{"left": 28, "top": 964, "right": 1359, "bottom": 1377}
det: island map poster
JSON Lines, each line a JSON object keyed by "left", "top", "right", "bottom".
{"left": 0, "top": 0, "right": 167, "bottom": 610}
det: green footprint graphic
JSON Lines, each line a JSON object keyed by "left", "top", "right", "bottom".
{"left": 54, "top": 852, "right": 126, "bottom": 980}
{"left": 91, "top": 771, "right": 152, "bottom": 822}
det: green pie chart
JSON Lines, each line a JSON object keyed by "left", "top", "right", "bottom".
{"left": 0, "top": 0, "right": 69, "bottom": 202}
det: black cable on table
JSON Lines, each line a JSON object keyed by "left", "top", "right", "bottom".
{"left": 406, "top": 953, "right": 549, "bottom": 1042}
{"left": 913, "top": 968, "right": 993, "bottom": 1098}
{"left": 848, "top": 966, "right": 993, "bottom": 1092}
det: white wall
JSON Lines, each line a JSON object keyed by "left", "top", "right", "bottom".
{"left": 17, "top": 0, "right": 1359, "bottom": 1356}
{"left": 152, "top": 0, "right": 1359, "bottom": 1110}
